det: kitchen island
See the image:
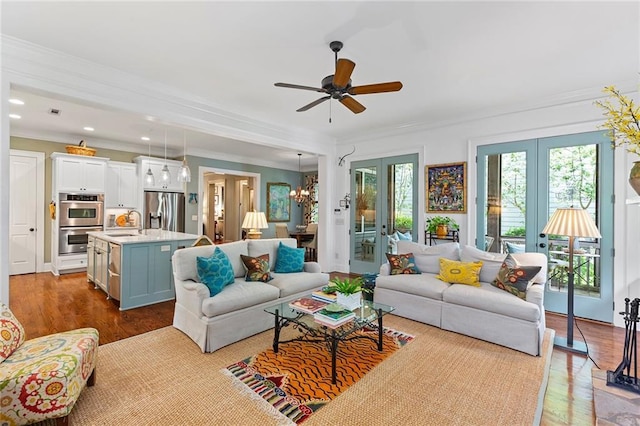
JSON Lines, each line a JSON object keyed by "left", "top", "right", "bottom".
{"left": 87, "top": 230, "right": 199, "bottom": 310}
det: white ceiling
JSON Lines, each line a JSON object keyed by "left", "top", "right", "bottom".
{"left": 3, "top": 1, "right": 639, "bottom": 169}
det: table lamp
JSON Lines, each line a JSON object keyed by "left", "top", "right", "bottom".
{"left": 542, "top": 207, "right": 601, "bottom": 354}
{"left": 242, "top": 211, "right": 268, "bottom": 239}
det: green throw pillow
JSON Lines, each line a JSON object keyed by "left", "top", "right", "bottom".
{"left": 241, "top": 253, "right": 273, "bottom": 282}
{"left": 386, "top": 252, "right": 421, "bottom": 275}
{"left": 274, "top": 242, "right": 305, "bottom": 273}
{"left": 197, "top": 247, "right": 235, "bottom": 296}
{"left": 491, "top": 254, "right": 541, "bottom": 299}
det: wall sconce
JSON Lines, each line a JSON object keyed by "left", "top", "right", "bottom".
{"left": 340, "top": 193, "right": 351, "bottom": 209}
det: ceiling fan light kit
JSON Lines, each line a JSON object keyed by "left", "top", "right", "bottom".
{"left": 275, "top": 40, "right": 402, "bottom": 115}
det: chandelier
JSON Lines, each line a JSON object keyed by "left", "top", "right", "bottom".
{"left": 290, "top": 153, "right": 310, "bottom": 206}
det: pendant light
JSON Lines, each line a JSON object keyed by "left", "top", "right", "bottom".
{"left": 290, "top": 153, "right": 310, "bottom": 206}
{"left": 177, "top": 130, "right": 191, "bottom": 183}
{"left": 144, "top": 137, "right": 155, "bottom": 186}
{"left": 161, "top": 129, "right": 171, "bottom": 183}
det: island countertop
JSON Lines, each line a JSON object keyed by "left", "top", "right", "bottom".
{"left": 87, "top": 229, "right": 200, "bottom": 245}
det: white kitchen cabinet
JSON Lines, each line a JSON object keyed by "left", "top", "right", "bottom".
{"left": 134, "top": 156, "right": 183, "bottom": 192}
{"left": 87, "top": 236, "right": 95, "bottom": 283}
{"left": 106, "top": 162, "right": 138, "bottom": 208}
{"left": 93, "top": 238, "right": 109, "bottom": 293}
{"left": 52, "top": 152, "right": 108, "bottom": 193}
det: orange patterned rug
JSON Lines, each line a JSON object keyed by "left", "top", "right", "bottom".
{"left": 222, "top": 327, "right": 413, "bottom": 425}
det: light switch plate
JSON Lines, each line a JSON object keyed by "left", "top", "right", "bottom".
{"left": 161, "top": 245, "right": 170, "bottom": 252}
{"left": 191, "top": 215, "right": 198, "bottom": 221}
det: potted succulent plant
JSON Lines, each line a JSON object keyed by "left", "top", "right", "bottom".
{"left": 426, "top": 216, "right": 459, "bottom": 238}
{"left": 325, "top": 276, "right": 370, "bottom": 310}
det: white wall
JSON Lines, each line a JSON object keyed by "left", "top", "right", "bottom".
{"left": 331, "top": 95, "right": 640, "bottom": 327}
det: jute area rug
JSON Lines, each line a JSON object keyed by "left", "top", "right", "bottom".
{"left": 38, "top": 315, "right": 554, "bottom": 426}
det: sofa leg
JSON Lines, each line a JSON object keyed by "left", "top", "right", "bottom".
{"left": 55, "top": 415, "right": 69, "bottom": 426}
{"left": 87, "top": 368, "right": 96, "bottom": 387}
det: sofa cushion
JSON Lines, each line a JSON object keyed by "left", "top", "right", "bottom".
{"left": 492, "top": 254, "right": 542, "bottom": 300}
{"left": 443, "top": 282, "right": 541, "bottom": 322}
{"left": 197, "top": 247, "right": 236, "bottom": 296}
{"left": 217, "top": 240, "right": 252, "bottom": 278}
{"left": 396, "top": 241, "right": 460, "bottom": 274}
{"left": 0, "top": 302, "right": 25, "bottom": 362}
{"left": 376, "top": 273, "right": 450, "bottom": 300}
{"left": 201, "top": 281, "right": 280, "bottom": 317}
{"left": 460, "top": 245, "right": 507, "bottom": 283}
{"left": 248, "top": 238, "right": 296, "bottom": 270}
{"left": 436, "top": 258, "right": 483, "bottom": 287}
{"left": 274, "top": 242, "right": 305, "bottom": 273}
{"left": 269, "top": 272, "right": 329, "bottom": 298}
{"left": 240, "top": 254, "right": 273, "bottom": 282}
{"left": 386, "top": 252, "right": 421, "bottom": 275}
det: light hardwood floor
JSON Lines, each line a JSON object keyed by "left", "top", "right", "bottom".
{"left": 9, "top": 272, "right": 630, "bottom": 425}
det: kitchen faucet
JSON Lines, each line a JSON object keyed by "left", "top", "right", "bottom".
{"left": 126, "top": 209, "right": 144, "bottom": 234}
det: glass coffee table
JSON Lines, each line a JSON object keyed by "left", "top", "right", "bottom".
{"left": 264, "top": 298, "right": 394, "bottom": 384}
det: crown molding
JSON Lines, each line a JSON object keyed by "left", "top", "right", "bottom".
{"left": 1, "top": 36, "right": 335, "bottom": 156}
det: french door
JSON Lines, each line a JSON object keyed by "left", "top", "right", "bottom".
{"left": 350, "top": 154, "right": 419, "bottom": 274}
{"left": 476, "top": 131, "right": 614, "bottom": 322}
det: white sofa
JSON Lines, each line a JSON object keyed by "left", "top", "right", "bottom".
{"left": 375, "top": 241, "right": 548, "bottom": 356}
{"left": 172, "top": 238, "right": 330, "bottom": 352}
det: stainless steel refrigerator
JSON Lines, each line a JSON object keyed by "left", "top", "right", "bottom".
{"left": 143, "top": 191, "right": 185, "bottom": 232}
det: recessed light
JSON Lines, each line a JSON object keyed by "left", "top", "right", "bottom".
{"left": 83, "top": 127, "right": 95, "bottom": 131}
{"left": 9, "top": 99, "right": 24, "bottom": 105}
{"left": 9, "top": 114, "right": 21, "bottom": 119}
{"left": 141, "top": 136, "right": 150, "bottom": 141}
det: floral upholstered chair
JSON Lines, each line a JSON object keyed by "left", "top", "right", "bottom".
{"left": 0, "top": 302, "right": 99, "bottom": 425}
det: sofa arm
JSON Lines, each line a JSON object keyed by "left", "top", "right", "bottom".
{"left": 526, "top": 283, "right": 544, "bottom": 312}
{"left": 379, "top": 263, "right": 390, "bottom": 276}
{"left": 174, "top": 278, "right": 209, "bottom": 317}
{"left": 304, "top": 262, "right": 322, "bottom": 273}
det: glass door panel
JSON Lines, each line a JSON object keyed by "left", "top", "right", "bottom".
{"left": 477, "top": 131, "right": 613, "bottom": 323}
{"left": 350, "top": 154, "right": 418, "bottom": 274}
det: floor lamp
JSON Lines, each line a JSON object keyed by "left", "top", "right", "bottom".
{"left": 542, "top": 208, "right": 602, "bottom": 354}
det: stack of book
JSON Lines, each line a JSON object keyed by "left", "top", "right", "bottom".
{"left": 314, "top": 308, "right": 355, "bottom": 328}
{"left": 311, "top": 290, "right": 337, "bottom": 304}
{"left": 288, "top": 297, "right": 328, "bottom": 315}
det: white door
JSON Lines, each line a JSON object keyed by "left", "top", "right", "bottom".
{"left": 9, "top": 153, "right": 38, "bottom": 274}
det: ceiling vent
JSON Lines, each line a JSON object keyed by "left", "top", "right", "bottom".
{"left": 48, "top": 108, "right": 61, "bottom": 115}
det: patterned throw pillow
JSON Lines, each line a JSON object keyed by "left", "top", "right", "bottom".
{"left": 0, "top": 302, "right": 25, "bottom": 362}
{"left": 492, "top": 254, "right": 542, "bottom": 299}
{"left": 241, "top": 254, "right": 273, "bottom": 282}
{"left": 386, "top": 253, "right": 421, "bottom": 275}
{"left": 436, "top": 258, "right": 483, "bottom": 286}
{"left": 197, "top": 247, "right": 235, "bottom": 296}
{"left": 274, "top": 242, "right": 305, "bottom": 273}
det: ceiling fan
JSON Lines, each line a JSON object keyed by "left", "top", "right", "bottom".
{"left": 274, "top": 41, "right": 403, "bottom": 114}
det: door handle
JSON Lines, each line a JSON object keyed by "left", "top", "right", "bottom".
{"left": 539, "top": 243, "right": 546, "bottom": 248}
{"left": 29, "top": 228, "right": 35, "bottom": 232}
{"left": 380, "top": 231, "right": 386, "bottom": 236}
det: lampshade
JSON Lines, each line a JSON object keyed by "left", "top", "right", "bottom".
{"left": 241, "top": 211, "right": 268, "bottom": 239}
{"left": 177, "top": 131, "right": 191, "bottom": 183}
{"left": 541, "top": 208, "right": 602, "bottom": 238}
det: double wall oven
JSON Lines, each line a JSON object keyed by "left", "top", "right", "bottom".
{"left": 59, "top": 193, "right": 104, "bottom": 255}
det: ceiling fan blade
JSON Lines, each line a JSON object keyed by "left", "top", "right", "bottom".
{"left": 339, "top": 95, "right": 366, "bottom": 114}
{"left": 275, "top": 82, "right": 326, "bottom": 93}
{"left": 333, "top": 58, "right": 356, "bottom": 88}
{"left": 296, "top": 96, "right": 331, "bottom": 112}
{"left": 348, "top": 81, "right": 403, "bottom": 95}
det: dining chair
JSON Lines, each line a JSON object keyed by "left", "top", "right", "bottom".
{"left": 302, "top": 223, "right": 318, "bottom": 261}
{"left": 275, "top": 223, "right": 289, "bottom": 238}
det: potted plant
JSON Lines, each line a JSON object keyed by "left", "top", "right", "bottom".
{"left": 426, "top": 216, "right": 459, "bottom": 238}
{"left": 325, "top": 276, "right": 370, "bottom": 310}
{"left": 595, "top": 86, "right": 640, "bottom": 195}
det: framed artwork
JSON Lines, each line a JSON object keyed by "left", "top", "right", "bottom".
{"left": 426, "top": 162, "right": 467, "bottom": 213}
{"left": 267, "top": 182, "right": 291, "bottom": 222}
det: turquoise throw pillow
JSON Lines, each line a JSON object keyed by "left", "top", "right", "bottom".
{"left": 397, "top": 231, "right": 412, "bottom": 241}
{"left": 274, "top": 242, "right": 305, "bottom": 273}
{"left": 197, "top": 247, "right": 235, "bottom": 296}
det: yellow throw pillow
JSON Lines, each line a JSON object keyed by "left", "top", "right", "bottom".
{"left": 436, "top": 258, "right": 483, "bottom": 287}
